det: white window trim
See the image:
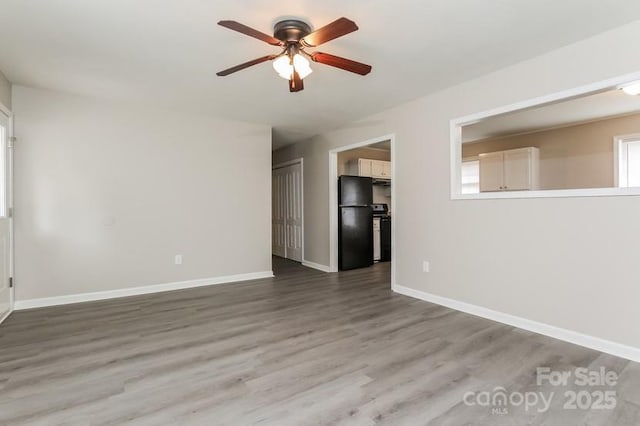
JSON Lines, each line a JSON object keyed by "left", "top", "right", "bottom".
{"left": 460, "top": 157, "right": 480, "bottom": 194}
{"left": 613, "top": 133, "right": 640, "bottom": 188}
{"left": 450, "top": 70, "right": 640, "bottom": 200}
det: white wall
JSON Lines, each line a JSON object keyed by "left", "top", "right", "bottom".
{"left": 0, "top": 70, "right": 10, "bottom": 110}
{"left": 273, "top": 21, "right": 640, "bottom": 350}
{"left": 13, "top": 86, "right": 272, "bottom": 301}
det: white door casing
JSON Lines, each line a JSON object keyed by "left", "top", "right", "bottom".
{"left": 272, "top": 159, "right": 303, "bottom": 262}
{"left": 0, "top": 108, "right": 13, "bottom": 324}
{"left": 328, "top": 134, "right": 396, "bottom": 287}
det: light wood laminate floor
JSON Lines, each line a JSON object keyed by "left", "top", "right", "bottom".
{"left": 1, "top": 258, "right": 639, "bottom": 425}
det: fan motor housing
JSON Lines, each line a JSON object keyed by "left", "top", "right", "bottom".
{"left": 273, "top": 19, "right": 312, "bottom": 42}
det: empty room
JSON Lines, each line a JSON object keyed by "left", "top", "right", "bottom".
{"left": 1, "top": 1, "right": 640, "bottom": 424}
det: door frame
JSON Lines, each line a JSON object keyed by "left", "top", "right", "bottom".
{"left": 0, "top": 101, "right": 14, "bottom": 324}
{"left": 328, "top": 134, "right": 396, "bottom": 287}
{"left": 272, "top": 157, "right": 304, "bottom": 262}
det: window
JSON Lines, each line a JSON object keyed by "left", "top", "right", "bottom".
{"left": 615, "top": 134, "right": 640, "bottom": 188}
{"left": 451, "top": 72, "right": 640, "bottom": 199}
{"left": 461, "top": 159, "right": 479, "bottom": 194}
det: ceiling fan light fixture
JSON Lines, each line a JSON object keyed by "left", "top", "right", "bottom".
{"left": 293, "top": 54, "right": 313, "bottom": 79}
{"left": 273, "top": 55, "right": 292, "bottom": 79}
{"left": 216, "top": 17, "right": 371, "bottom": 92}
{"left": 621, "top": 81, "right": 640, "bottom": 96}
{"left": 273, "top": 54, "right": 312, "bottom": 80}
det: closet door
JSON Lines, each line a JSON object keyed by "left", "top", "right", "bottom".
{"left": 272, "top": 168, "right": 286, "bottom": 258}
{"left": 272, "top": 162, "right": 303, "bottom": 262}
{"left": 284, "top": 163, "right": 303, "bottom": 262}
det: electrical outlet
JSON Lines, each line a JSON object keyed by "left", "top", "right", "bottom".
{"left": 423, "top": 260, "right": 430, "bottom": 272}
{"left": 174, "top": 254, "right": 183, "bottom": 265}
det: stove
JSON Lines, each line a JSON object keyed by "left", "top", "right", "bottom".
{"left": 371, "top": 204, "right": 391, "bottom": 262}
{"left": 371, "top": 203, "right": 389, "bottom": 217}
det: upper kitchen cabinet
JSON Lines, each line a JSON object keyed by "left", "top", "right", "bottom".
{"left": 348, "top": 158, "right": 392, "bottom": 179}
{"left": 479, "top": 147, "right": 539, "bottom": 192}
{"left": 357, "top": 159, "right": 373, "bottom": 177}
{"left": 372, "top": 160, "right": 391, "bottom": 178}
{"left": 383, "top": 161, "right": 391, "bottom": 178}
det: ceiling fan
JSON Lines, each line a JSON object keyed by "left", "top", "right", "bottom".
{"left": 216, "top": 17, "right": 372, "bottom": 92}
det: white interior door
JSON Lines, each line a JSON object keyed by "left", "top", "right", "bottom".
{"left": 272, "top": 161, "right": 303, "bottom": 262}
{"left": 272, "top": 168, "right": 286, "bottom": 258}
{"left": 0, "top": 110, "right": 12, "bottom": 324}
{"left": 284, "top": 163, "right": 302, "bottom": 262}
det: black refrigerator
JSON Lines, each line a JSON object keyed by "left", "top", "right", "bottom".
{"left": 338, "top": 176, "right": 373, "bottom": 270}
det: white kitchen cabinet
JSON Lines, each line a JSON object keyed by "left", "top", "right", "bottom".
{"left": 347, "top": 158, "right": 392, "bottom": 179}
{"left": 382, "top": 161, "right": 392, "bottom": 178}
{"left": 479, "top": 147, "right": 539, "bottom": 192}
{"left": 478, "top": 151, "right": 504, "bottom": 192}
{"left": 358, "top": 159, "right": 372, "bottom": 177}
{"left": 371, "top": 160, "right": 385, "bottom": 178}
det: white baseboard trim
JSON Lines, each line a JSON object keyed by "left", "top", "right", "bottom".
{"left": 0, "top": 308, "right": 11, "bottom": 325}
{"left": 14, "top": 271, "right": 274, "bottom": 310}
{"left": 301, "top": 260, "right": 332, "bottom": 273}
{"left": 392, "top": 284, "right": 640, "bottom": 363}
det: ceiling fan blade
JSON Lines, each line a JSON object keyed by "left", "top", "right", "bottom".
{"left": 289, "top": 70, "right": 304, "bottom": 92}
{"left": 310, "top": 52, "right": 372, "bottom": 75}
{"left": 301, "top": 17, "right": 358, "bottom": 47}
{"left": 218, "top": 20, "right": 283, "bottom": 46}
{"left": 216, "top": 55, "right": 277, "bottom": 76}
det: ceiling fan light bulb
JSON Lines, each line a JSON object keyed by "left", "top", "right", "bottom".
{"left": 293, "top": 54, "right": 313, "bottom": 79}
{"left": 297, "top": 67, "right": 312, "bottom": 79}
{"left": 293, "top": 53, "right": 309, "bottom": 68}
{"left": 273, "top": 56, "right": 293, "bottom": 79}
{"left": 622, "top": 81, "right": 640, "bottom": 96}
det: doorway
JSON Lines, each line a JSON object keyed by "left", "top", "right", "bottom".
{"left": 329, "top": 134, "right": 396, "bottom": 286}
{"left": 272, "top": 159, "right": 304, "bottom": 262}
{"left": 0, "top": 105, "right": 13, "bottom": 324}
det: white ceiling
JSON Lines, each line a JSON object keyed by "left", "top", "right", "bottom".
{"left": 1, "top": 1, "right": 640, "bottom": 149}
{"left": 369, "top": 140, "right": 391, "bottom": 151}
{"left": 463, "top": 88, "right": 640, "bottom": 142}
